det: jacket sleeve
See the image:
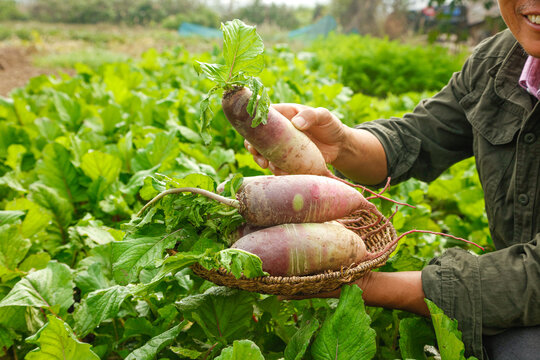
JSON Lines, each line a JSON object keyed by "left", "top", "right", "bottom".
{"left": 356, "top": 56, "right": 475, "bottom": 185}
{"left": 422, "top": 234, "right": 540, "bottom": 358}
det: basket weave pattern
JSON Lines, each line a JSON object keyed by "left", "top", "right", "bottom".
{"left": 192, "top": 209, "right": 397, "bottom": 296}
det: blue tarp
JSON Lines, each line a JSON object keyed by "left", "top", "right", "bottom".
{"left": 178, "top": 23, "right": 222, "bottom": 38}
{"left": 288, "top": 15, "right": 337, "bottom": 39}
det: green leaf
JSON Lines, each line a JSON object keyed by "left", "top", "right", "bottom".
{"left": 170, "top": 346, "right": 203, "bottom": 359}
{"left": 284, "top": 318, "right": 320, "bottom": 360}
{"left": 426, "top": 299, "right": 478, "bottom": 360}
{"left": 151, "top": 251, "right": 206, "bottom": 283}
{"left": 215, "top": 339, "right": 265, "bottom": 360}
{"left": 19, "top": 253, "right": 51, "bottom": 273}
{"left": 73, "top": 285, "right": 134, "bottom": 337}
{"left": 124, "top": 321, "right": 186, "bottom": 360}
{"left": 5, "top": 198, "right": 51, "bottom": 238}
{"left": 36, "top": 142, "right": 86, "bottom": 204}
{"left": 217, "top": 248, "right": 266, "bottom": 279}
{"left": 222, "top": 19, "right": 265, "bottom": 80}
{"left": 80, "top": 151, "right": 122, "bottom": 185}
{"left": 0, "top": 210, "right": 25, "bottom": 226}
{"left": 6, "top": 144, "right": 26, "bottom": 171}
{"left": 73, "top": 224, "right": 117, "bottom": 247}
{"left": 112, "top": 230, "right": 178, "bottom": 285}
{"left": 176, "top": 287, "right": 256, "bottom": 341}
{"left": 399, "top": 317, "right": 436, "bottom": 360}
{"left": 196, "top": 62, "right": 228, "bottom": 86}
{"left": 0, "top": 325, "right": 16, "bottom": 357}
{"left": 51, "top": 91, "right": 82, "bottom": 131}
{"left": 311, "top": 285, "right": 376, "bottom": 360}
{"left": 25, "top": 315, "right": 99, "bottom": 360}
{"left": 29, "top": 184, "right": 73, "bottom": 234}
{"left": 0, "top": 223, "right": 31, "bottom": 277}
{"left": 131, "top": 132, "right": 180, "bottom": 172}
{"left": 74, "top": 262, "right": 111, "bottom": 294}
{"left": 0, "top": 261, "right": 73, "bottom": 317}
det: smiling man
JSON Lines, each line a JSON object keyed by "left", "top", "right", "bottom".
{"left": 246, "top": 0, "right": 540, "bottom": 358}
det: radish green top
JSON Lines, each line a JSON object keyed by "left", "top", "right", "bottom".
{"left": 196, "top": 19, "right": 271, "bottom": 133}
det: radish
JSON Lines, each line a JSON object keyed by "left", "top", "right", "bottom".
{"left": 231, "top": 222, "right": 367, "bottom": 276}
{"left": 231, "top": 219, "right": 485, "bottom": 277}
{"left": 137, "top": 175, "right": 383, "bottom": 227}
{"left": 222, "top": 87, "right": 329, "bottom": 176}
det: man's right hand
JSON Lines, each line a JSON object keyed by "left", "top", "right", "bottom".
{"left": 244, "top": 103, "right": 348, "bottom": 175}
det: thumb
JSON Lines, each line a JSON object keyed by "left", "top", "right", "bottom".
{"left": 291, "top": 107, "right": 333, "bottom": 131}
{"left": 291, "top": 114, "right": 308, "bottom": 131}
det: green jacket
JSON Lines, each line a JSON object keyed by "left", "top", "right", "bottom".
{"left": 358, "top": 29, "right": 540, "bottom": 359}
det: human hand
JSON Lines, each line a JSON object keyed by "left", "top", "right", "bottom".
{"left": 244, "top": 104, "right": 347, "bottom": 175}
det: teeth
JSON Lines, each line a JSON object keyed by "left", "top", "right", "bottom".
{"left": 528, "top": 15, "right": 540, "bottom": 24}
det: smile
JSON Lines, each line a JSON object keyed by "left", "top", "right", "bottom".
{"left": 527, "top": 14, "right": 540, "bottom": 24}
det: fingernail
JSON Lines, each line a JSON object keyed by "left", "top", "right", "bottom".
{"left": 292, "top": 116, "right": 306, "bottom": 130}
{"left": 255, "top": 157, "right": 267, "bottom": 169}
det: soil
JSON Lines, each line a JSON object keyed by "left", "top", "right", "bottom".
{"left": 0, "top": 46, "right": 58, "bottom": 97}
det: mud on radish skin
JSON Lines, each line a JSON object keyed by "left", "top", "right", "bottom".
{"left": 137, "top": 175, "right": 384, "bottom": 227}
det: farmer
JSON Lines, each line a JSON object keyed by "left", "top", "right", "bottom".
{"left": 246, "top": 0, "right": 540, "bottom": 358}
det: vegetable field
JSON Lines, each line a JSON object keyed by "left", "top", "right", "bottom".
{"left": 0, "top": 28, "right": 489, "bottom": 360}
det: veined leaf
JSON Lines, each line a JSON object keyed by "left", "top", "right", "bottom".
{"left": 176, "top": 287, "right": 257, "bottom": 341}
{"left": 6, "top": 144, "right": 26, "bottom": 171}
{"left": 131, "top": 132, "right": 180, "bottom": 172}
{"left": 222, "top": 19, "right": 265, "bottom": 80}
{"left": 112, "top": 228, "right": 179, "bottom": 285}
{"left": 4, "top": 198, "right": 51, "bottom": 238}
{"left": 285, "top": 318, "right": 320, "bottom": 360}
{"left": 311, "top": 285, "right": 376, "bottom": 360}
{"left": 29, "top": 184, "right": 72, "bottom": 238}
{"left": 36, "top": 142, "right": 86, "bottom": 204}
{"left": 399, "top": 317, "right": 436, "bottom": 360}
{"left": 51, "top": 91, "right": 82, "bottom": 132}
{"left": 195, "top": 62, "right": 228, "bottom": 86}
{"left": 0, "top": 223, "right": 31, "bottom": 277}
{"left": 73, "top": 285, "right": 135, "bottom": 337}
{"left": 0, "top": 261, "right": 73, "bottom": 317}
{"left": 26, "top": 315, "right": 99, "bottom": 360}
{"left": 0, "top": 210, "right": 25, "bottom": 226}
{"left": 81, "top": 151, "right": 122, "bottom": 185}
{"left": 217, "top": 248, "right": 266, "bottom": 279}
{"left": 426, "top": 299, "right": 478, "bottom": 360}
{"left": 215, "top": 339, "right": 265, "bottom": 360}
{"left": 124, "top": 321, "right": 187, "bottom": 360}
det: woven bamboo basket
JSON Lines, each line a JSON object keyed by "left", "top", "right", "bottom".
{"left": 191, "top": 209, "right": 397, "bottom": 296}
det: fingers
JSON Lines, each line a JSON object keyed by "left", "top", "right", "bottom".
{"left": 244, "top": 139, "right": 288, "bottom": 175}
{"left": 245, "top": 140, "right": 268, "bottom": 169}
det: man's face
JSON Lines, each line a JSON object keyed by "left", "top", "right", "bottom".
{"left": 499, "top": 0, "right": 540, "bottom": 56}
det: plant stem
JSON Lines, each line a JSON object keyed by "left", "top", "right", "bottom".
{"left": 137, "top": 187, "right": 239, "bottom": 217}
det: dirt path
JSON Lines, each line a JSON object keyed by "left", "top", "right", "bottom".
{"left": 0, "top": 46, "right": 58, "bottom": 97}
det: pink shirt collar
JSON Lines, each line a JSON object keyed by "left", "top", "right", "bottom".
{"left": 519, "top": 56, "right": 540, "bottom": 99}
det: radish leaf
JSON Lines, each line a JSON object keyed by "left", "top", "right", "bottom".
{"left": 196, "top": 19, "right": 271, "bottom": 130}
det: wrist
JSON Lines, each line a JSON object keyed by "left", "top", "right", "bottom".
{"left": 330, "top": 127, "right": 388, "bottom": 185}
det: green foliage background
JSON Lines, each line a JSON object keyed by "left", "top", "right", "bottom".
{"left": 0, "top": 34, "right": 489, "bottom": 359}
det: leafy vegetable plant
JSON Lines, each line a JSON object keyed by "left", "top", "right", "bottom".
{"left": 197, "top": 19, "right": 270, "bottom": 131}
